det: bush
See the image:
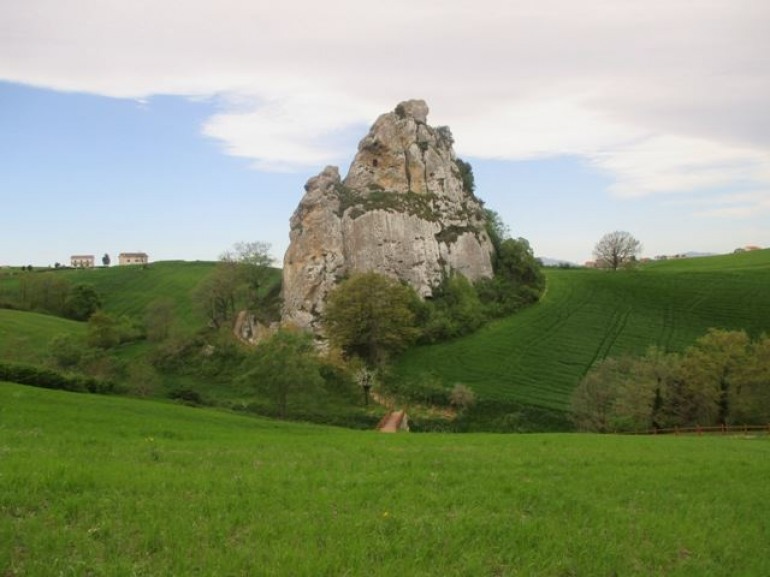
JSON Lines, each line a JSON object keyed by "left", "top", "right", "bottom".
{"left": 168, "top": 387, "right": 207, "bottom": 406}
{"left": 0, "top": 361, "right": 117, "bottom": 394}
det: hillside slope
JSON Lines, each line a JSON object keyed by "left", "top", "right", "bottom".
{"left": 393, "top": 250, "right": 770, "bottom": 411}
{"left": 0, "top": 309, "right": 85, "bottom": 364}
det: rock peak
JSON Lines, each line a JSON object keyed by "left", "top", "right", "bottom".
{"left": 394, "top": 99, "right": 429, "bottom": 123}
{"left": 282, "top": 100, "right": 494, "bottom": 333}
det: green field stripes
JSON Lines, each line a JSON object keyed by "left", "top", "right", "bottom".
{"left": 395, "top": 250, "right": 770, "bottom": 411}
{"left": 63, "top": 261, "right": 217, "bottom": 331}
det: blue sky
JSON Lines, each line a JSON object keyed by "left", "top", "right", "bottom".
{"left": 1, "top": 0, "right": 768, "bottom": 267}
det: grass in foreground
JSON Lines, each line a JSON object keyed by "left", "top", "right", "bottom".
{"left": 2, "top": 383, "right": 769, "bottom": 576}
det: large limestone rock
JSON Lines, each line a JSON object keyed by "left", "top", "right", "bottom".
{"left": 282, "top": 99, "right": 495, "bottom": 332}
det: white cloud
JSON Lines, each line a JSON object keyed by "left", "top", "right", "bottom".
{"left": 1, "top": 0, "right": 769, "bottom": 197}
{"left": 689, "top": 190, "right": 770, "bottom": 219}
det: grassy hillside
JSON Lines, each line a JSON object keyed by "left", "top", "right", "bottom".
{"left": 0, "top": 261, "right": 218, "bottom": 332}
{"left": 394, "top": 249, "right": 770, "bottom": 412}
{"left": 0, "top": 309, "right": 85, "bottom": 364}
{"left": 2, "top": 382, "right": 769, "bottom": 576}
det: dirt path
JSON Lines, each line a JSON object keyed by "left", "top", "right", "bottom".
{"left": 377, "top": 410, "right": 407, "bottom": 433}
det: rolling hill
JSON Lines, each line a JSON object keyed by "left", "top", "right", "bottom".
{"left": 0, "top": 308, "right": 86, "bottom": 364}
{"left": 393, "top": 249, "right": 770, "bottom": 411}
{"left": 1, "top": 251, "right": 768, "bottom": 429}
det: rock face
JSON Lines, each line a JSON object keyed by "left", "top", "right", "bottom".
{"left": 282, "top": 99, "right": 495, "bottom": 332}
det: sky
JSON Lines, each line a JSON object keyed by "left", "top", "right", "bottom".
{"left": 1, "top": 0, "right": 768, "bottom": 267}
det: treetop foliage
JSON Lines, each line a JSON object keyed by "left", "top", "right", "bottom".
{"left": 324, "top": 272, "right": 422, "bottom": 366}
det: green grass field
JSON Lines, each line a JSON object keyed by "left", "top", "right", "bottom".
{"left": 2, "top": 382, "right": 769, "bottom": 576}
{"left": 394, "top": 250, "right": 770, "bottom": 411}
{"left": 0, "top": 309, "right": 85, "bottom": 364}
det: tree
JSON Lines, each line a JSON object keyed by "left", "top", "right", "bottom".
{"left": 192, "top": 263, "right": 240, "bottom": 328}
{"left": 49, "top": 334, "right": 85, "bottom": 368}
{"left": 677, "top": 329, "right": 750, "bottom": 425}
{"left": 223, "top": 241, "right": 277, "bottom": 315}
{"left": 593, "top": 231, "right": 642, "bottom": 270}
{"left": 87, "top": 311, "right": 121, "bottom": 349}
{"left": 570, "top": 330, "right": 768, "bottom": 432}
{"left": 484, "top": 209, "right": 510, "bottom": 255}
{"left": 449, "top": 383, "right": 476, "bottom": 412}
{"left": 422, "top": 273, "right": 485, "bottom": 342}
{"left": 145, "top": 298, "right": 176, "bottom": 341}
{"left": 102, "top": 253, "right": 111, "bottom": 266}
{"left": 476, "top": 237, "right": 545, "bottom": 317}
{"left": 240, "top": 329, "right": 324, "bottom": 418}
{"left": 19, "top": 272, "right": 71, "bottom": 315}
{"left": 64, "top": 283, "right": 101, "bottom": 320}
{"left": 733, "top": 334, "right": 770, "bottom": 424}
{"left": 324, "top": 272, "right": 422, "bottom": 366}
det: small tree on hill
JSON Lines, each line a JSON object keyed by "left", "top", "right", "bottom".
{"left": 324, "top": 272, "right": 422, "bottom": 366}
{"left": 593, "top": 231, "right": 642, "bottom": 270}
{"left": 240, "top": 328, "right": 324, "bottom": 419}
{"left": 102, "top": 253, "right": 111, "bottom": 266}
{"left": 65, "top": 283, "right": 101, "bottom": 320}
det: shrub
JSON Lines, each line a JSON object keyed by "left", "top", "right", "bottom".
{"left": 0, "top": 361, "right": 116, "bottom": 394}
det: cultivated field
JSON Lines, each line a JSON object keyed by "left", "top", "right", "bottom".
{"left": 2, "top": 383, "right": 769, "bottom": 576}
{"left": 394, "top": 250, "right": 770, "bottom": 411}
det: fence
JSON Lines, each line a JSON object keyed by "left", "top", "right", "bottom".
{"left": 647, "top": 424, "right": 770, "bottom": 435}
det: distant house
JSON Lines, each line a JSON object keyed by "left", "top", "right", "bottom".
{"left": 118, "top": 252, "right": 149, "bottom": 266}
{"left": 71, "top": 255, "right": 95, "bottom": 268}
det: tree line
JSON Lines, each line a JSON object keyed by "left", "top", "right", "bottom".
{"left": 571, "top": 329, "right": 770, "bottom": 432}
{"left": 8, "top": 272, "right": 101, "bottom": 321}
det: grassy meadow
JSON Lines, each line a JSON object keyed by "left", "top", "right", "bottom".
{"left": 2, "top": 382, "right": 770, "bottom": 576}
{"left": 0, "top": 309, "right": 85, "bottom": 365}
{"left": 394, "top": 250, "right": 770, "bottom": 413}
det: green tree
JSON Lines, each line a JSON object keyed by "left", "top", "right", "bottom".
{"left": 87, "top": 311, "right": 121, "bottom": 349}
{"left": 192, "top": 263, "right": 240, "bottom": 328}
{"left": 455, "top": 158, "right": 475, "bottom": 194}
{"left": 449, "top": 383, "right": 476, "bottom": 412}
{"left": 240, "top": 329, "right": 324, "bottom": 418}
{"left": 593, "top": 231, "right": 642, "bottom": 270}
{"left": 570, "top": 356, "right": 630, "bottom": 432}
{"left": 19, "top": 272, "right": 71, "bottom": 315}
{"left": 476, "top": 237, "right": 545, "bottom": 317}
{"left": 677, "top": 329, "right": 750, "bottom": 426}
{"left": 220, "top": 241, "right": 277, "bottom": 312}
{"left": 732, "top": 334, "right": 770, "bottom": 424}
{"left": 64, "top": 283, "right": 101, "bottom": 320}
{"left": 49, "top": 334, "right": 85, "bottom": 368}
{"left": 423, "top": 273, "right": 485, "bottom": 341}
{"left": 324, "top": 272, "right": 422, "bottom": 366}
{"left": 102, "top": 253, "right": 111, "bottom": 266}
{"left": 484, "top": 209, "right": 510, "bottom": 255}
{"left": 144, "top": 298, "right": 176, "bottom": 342}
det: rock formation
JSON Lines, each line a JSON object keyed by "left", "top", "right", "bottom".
{"left": 282, "top": 99, "right": 495, "bottom": 332}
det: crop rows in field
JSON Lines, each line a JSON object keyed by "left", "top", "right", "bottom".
{"left": 394, "top": 250, "right": 770, "bottom": 411}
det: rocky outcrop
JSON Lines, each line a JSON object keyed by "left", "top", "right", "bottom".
{"left": 282, "top": 99, "right": 495, "bottom": 332}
